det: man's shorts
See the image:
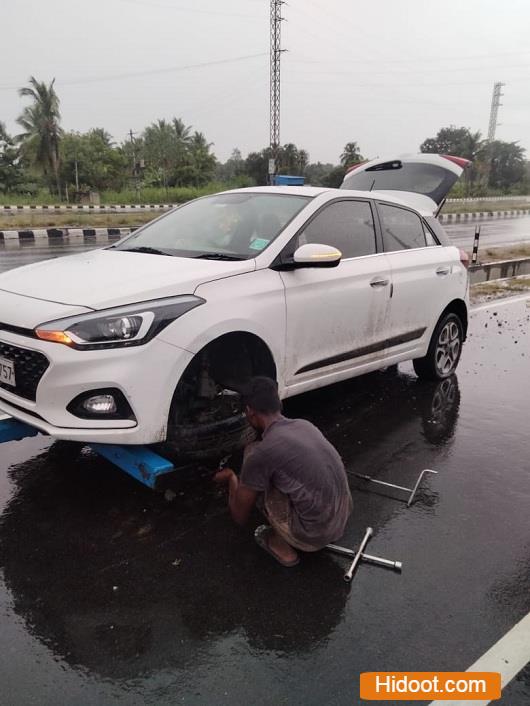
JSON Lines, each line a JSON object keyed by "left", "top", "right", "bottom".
{"left": 262, "top": 488, "right": 321, "bottom": 553}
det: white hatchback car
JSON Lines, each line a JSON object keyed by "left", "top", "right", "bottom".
{"left": 0, "top": 154, "right": 470, "bottom": 457}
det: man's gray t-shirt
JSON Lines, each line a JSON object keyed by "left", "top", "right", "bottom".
{"left": 240, "top": 416, "right": 352, "bottom": 546}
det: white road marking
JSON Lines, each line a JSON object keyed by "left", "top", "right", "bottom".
{"left": 429, "top": 611, "right": 530, "bottom": 705}
{"left": 471, "top": 293, "right": 530, "bottom": 313}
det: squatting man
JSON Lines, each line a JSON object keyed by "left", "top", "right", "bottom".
{"left": 214, "top": 376, "right": 352, "bottom": 567}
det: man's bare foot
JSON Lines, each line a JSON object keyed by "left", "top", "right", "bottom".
{"left": 254, "top": 525, "right": 300, "bottom": 567}
{"left": 267, "top": 530, "right": 299, "bottom": 564}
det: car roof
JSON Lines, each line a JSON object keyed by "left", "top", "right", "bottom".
{"left": 224, "top": 185, "right": 424, "bottom": 213}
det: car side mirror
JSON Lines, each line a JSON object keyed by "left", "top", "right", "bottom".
{"left": 292, "top": 243, "right": 342, "bottom": 268}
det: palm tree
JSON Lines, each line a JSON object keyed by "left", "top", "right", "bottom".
{"left": 340, "top": 142, "right": 363, "bottom": 168}
{"left": 17, "top": 76, "right": 62, "bottom": 196}
{"left": 144, "top": 119, "right": 178, "bottom": 191}
{"left": 172, "top": 118, "right": 191, "bottom": 142}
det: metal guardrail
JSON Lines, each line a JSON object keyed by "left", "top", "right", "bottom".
{"left": 469, "top": 257, "right": 530, "bottom": 284}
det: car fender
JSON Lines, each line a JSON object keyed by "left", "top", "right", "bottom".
{"left": 157, "top": 268, "right": 285, "bottom": 386}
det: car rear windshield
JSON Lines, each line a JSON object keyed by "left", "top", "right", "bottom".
{"left": 342, "top": 162, "right": 459, "bottom": 205}
{"left": 114, "top": 193, "right": 311, "bottom": 259}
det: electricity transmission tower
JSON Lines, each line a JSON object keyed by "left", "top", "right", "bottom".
{"left": 269, "top": 0, "right": 284, "bottom": 184}
{"left": 487, "top": 82, "right": 505, "bottom": 141}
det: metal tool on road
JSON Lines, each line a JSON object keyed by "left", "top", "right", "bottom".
{"left": 351, "top": 468, "right": 438, "bottom": 507}
{"left": 326, "top": 543, "right": 402, "bottom": 572}
{"left": 326, "top": 526, "right": 402, "bottom": 583}
{"left": 345, "top": 526, "right": 372, "bottom": 582}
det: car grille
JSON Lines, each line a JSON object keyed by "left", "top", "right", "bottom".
{"left": 0, "top": 342, "right": 49, "bottom": 401}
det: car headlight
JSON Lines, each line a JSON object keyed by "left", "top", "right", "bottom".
{"left": 35, "top": 295, "right": 205, "bottom": 349}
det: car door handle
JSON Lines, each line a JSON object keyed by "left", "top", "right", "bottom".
{"left": 370, "top": 277, "right": 390, "bottom": 287}
{"left": 436, "top": 266, "right": 451, "bottom": 276}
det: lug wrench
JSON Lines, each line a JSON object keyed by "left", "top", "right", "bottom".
{"left": 344, "top": 526, "right": 372, "bottom": 582}
{"left": 352, "top": 468, "right": 438, "bottom": 506}
{"left": 326, "top": 527, "right": 402, "bottom": 582}
{"left": 326, "top": 543, "right": 402, "bottom": 573}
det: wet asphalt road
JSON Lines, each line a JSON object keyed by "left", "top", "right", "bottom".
{"left": 444, "top": 214, "right": 530, "bottom": 249}
{"left": 1, "top": 215, "right": 530, "bottom": 275}
{"left": 0, "top": 292, "right": 529, "bottom": 703}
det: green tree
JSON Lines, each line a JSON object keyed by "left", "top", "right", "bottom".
{"left": 304, "top": 162, "right": 336, "bottom": 186}
{"left": 420, "top": 126, "right": 484, "bottom": 193}
{"left": 244, "top": 143, "right": 310, "bottom": 184}
{"left": 17, "top": 76, "right": 62, "bottom": 197}
{"left": 484, "top": 140, "right": 526, "bottom": 191}
{"left": 188, "top": 131, "right": 217, "bottom": 186}
{"left": 60, "top": 129, "right": 128, "bottom": 194}
{"left": 216, "top": 148, "right": 246, "bottom": 181}
{"left": 340, "top": 142, "right": 364, "bottom": 168}
{"left": 280, "top": 143, "right": 309, "bottom": 174}
{"left": 322, "top": 165, "right": 347, "bottom": 188}
{"left": 143, "top": 119, "right": 179, "bottom": 192}
{"left": 245, "top": 148, "right": 271, "bottom": 185}
{"left": 0, "top": 122, "right": 26, "bottom": 193}
{"left": 420, "top": 126, "right": 484, "bottom": 160}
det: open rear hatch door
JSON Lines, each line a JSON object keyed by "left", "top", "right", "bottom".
{"left": 340, "top": 154, "right": 471, "bottom": 215}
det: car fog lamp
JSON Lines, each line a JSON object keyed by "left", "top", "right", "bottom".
{"left": 82, "top": 394, "right": 117, "bottom": 414}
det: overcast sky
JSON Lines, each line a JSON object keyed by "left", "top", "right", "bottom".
{"left": 2, "top": 0, "right": 529, "bottom": 163}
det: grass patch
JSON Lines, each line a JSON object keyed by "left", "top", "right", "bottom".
{"left": 471, "top": 276, "right": 530, "bottom": 303}
{"left": 477, "top": 244, "right": 530, "bottom": 263}
{"left": 0, "top": 213, "right": 158, "bottom": 229}
{"left": 0, "top": 181, "right": 252, "bottom": 207}
{"left": 443, "top": 199, "right": 530, "bottom": 214}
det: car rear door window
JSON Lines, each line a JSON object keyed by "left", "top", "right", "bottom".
{"left": 378, "top": 203, "right": 427, "bottom": 251}
{"left": 298, "top": 200, "right": 376, "bottom": 259}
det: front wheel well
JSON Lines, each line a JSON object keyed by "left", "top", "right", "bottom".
{"left": 168, "top": 331, "right": 277, "bottom": 428}
{"left": 441, "top": 299, "right": 468, "bottom": 339}
{"left": 190, "top": 332, "right": 277, "bottom": 387}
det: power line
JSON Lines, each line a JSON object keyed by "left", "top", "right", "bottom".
{"left": 0, "top": 53, "right": 268, "bottom": 91}
{"left": 289, "top": 49, "right": 530, "bottom": 67}
{"left": 115, "top": 0, "right": 262, "bottom": 18}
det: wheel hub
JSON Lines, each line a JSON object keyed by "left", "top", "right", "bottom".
{"left": 435, "top": 321, "right": 461, "bottom": 375}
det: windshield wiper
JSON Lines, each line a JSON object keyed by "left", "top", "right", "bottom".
{"left": 120, "top": 246, "right": 173, "bottom": 256}
{"left": 193, "top": 252, "right": 245, "bottom": 261}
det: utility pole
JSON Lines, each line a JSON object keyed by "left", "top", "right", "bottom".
{"left": 74, "top": 151, "right": 79, "bottom": 193}
{"left": 129, "top": 128, "right": 140, "bottom": 199}
{"left": 487, "top": 82, "right": 505, "bottom": 141}
{"left": 269, "top": 0, "right": 284, "bottom": 185}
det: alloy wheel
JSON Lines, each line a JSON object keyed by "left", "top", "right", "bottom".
{"left": 434, "top": 320, "right": 461, "bottom": 376}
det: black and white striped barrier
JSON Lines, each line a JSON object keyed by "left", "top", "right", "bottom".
{"left": 447, "top": 196, "right": 530, "bottom": 203}
{"left": 0, "top": 227, "right": 135, "bottom": 242}
{"left": 1, "top": 204, "right": 174, "bottom": 214}
{"left": 439, "top": 208, "right": 530, "bottom": 223}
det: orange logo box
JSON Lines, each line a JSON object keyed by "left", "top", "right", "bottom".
{"left": 360, "top": 672, "right": 501, "bottom": 701}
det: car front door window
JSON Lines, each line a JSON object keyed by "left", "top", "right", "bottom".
{"left": 298, "top": 200, "right": 377, "bottom": 259}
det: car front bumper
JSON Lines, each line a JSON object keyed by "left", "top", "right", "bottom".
{"left": 0, "top": 330, "right": 193, "bottom": 444}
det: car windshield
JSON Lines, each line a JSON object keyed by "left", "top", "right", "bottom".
{"left": 114, "top": 192, "right": 311, "bottom": 259}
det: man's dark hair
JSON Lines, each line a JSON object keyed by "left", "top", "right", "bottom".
{"left": 242, "top": 376, "right": 282, "bottom": 414}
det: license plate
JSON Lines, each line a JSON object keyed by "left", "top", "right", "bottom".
{"left": 0, "top": 357, "right": 16, "bottom": 387}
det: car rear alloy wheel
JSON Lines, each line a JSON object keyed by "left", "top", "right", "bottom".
{"left": 435, "top": 319, "right": 461, "bottom": 376}
{"left": 413, "top": 312, "right": 464, "bottom": 381}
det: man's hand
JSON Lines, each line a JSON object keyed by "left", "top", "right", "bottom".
{"left": 212, "top": 466, "right": 257, "bottom": 526}
{"left": 213, "top": 467, "right": 236, "bottom": 485}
